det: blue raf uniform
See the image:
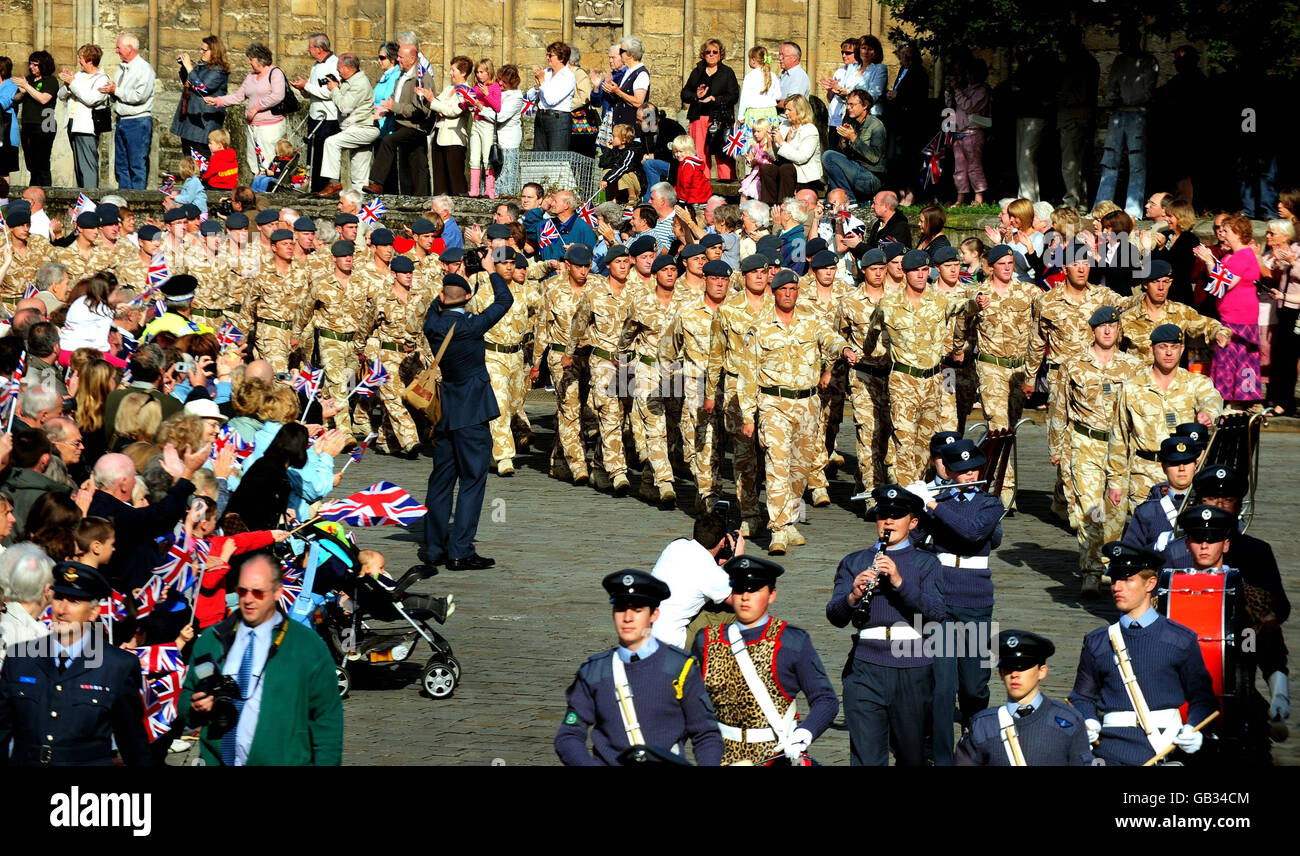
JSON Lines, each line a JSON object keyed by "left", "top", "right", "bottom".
{"left": 1121, "top": 435, "right": 1198, "bottom": 550}
{"left": 691, "top": 556, "right": 839, "bottom": 765}
{"left": 0, "top": 562, "right": 153, "bottom": 766}
{"left": 555, "top": 570, "right": 722, "bottom": 766}
{"left": 956, "top": 630, "right": 1094, "bottom": 766}
{"left": 1068, "top": 543, "right": 1217, "bottom": 766}
{"left": 913, "top": 438, "right": 1004, "bottom": 765}
{"left": 827, "top": 485, "right": 946, "bottom": 766}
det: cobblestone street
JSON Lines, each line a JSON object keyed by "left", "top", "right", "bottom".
{"left": 315, "top": 396, "right": 1300, "bottom": 766}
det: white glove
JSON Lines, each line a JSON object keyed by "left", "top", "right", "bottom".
{"left": 1268, "top": 671, "right": 1291, "bottom": 720}
{"left": 783, "top": 727, "right": 812, "bottom": 762}
{"left": 1173, "top": 724, "right": 1203, "bottom": 754}
{"left": 1085, "top": 718, "right": 1101, "bottom": 744}
{"left": 904, "top": 481, "right": 935, "bottom": 505}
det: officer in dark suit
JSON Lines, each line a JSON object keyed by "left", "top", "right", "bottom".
{"left": 555, "top": 570, "right": 722, "bottom": 766}
{"left": 0, "top": 562, "right": 153, "bottom": 766}
{"left": 422, "top": 269, "right": 513, "bottom": 571}
{"left": 955, "top": 630, "right": 1094, "bottom": 765}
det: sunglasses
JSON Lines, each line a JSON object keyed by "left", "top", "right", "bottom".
{"left": 704, "top": 49, "right": 720, "bottom": 55}
{"left": 842, "top": 49, "right": 856, "bottom": 55}
{"left": 236, "top": 586, "right": 271, "bottom": 599}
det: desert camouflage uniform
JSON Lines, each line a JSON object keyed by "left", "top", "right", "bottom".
{"left": 355, "top": 281, "right": 424, "bottom": 452}
{"left": 618, "top": 284, "right": 691, "bottom": 494}
{"left": 707, "top": 289, "right": 773, "bottom": 522}
{"left": 221, "top": 244, "right": 262, "bottom": 330}
{"left": 660, "top": 293, "right": 724, "bottom": 504}
{"left": 837, "top": 283, "right": 892, "bottom": 491}
{"left": 537, "top": 276, "right": 593, "bottom": 480}
{"left": 241, "top": 261, "right": 311, "bottom": 373}
{"left": 1055, "top": 347, "right": 1144, "bottom": 573}
{"left": 570, "top": 275, "right": 634, "bottom": 483}
{"left": 1115, "top": 296, "right": 1226, "bottom": 362}
{"left": 937, "top": 283, "right": 980, "bottom": 433}
{"left": 186, "top": 243, "right": 233, "bottom": 328}
{"left": 1107, "top": 367, "right": 1223, "bottom": 510}
{"left": 467, "top": 268, "right": 544, "bottom": 470}
{"left": 96, "top": 238, "right": 137, "bottom": 274}
{"left": 310, "top": 268, "right": 375, "bottom": 435}
{"left": 2, "top": 235, "right": 54, "bottom": 309}
{"left": 54, "top": 242, "right": 111, "bottom": 285}
{"left": 798, "top": 279, "right": 853, "bottom": 489}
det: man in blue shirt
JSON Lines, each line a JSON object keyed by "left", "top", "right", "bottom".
{"left": 539, "top": 190, "right": 598, "bottom": 264}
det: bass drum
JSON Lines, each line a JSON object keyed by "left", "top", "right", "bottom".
{"left": 1156, "top": 569, "right": 1243, "bottom": 714}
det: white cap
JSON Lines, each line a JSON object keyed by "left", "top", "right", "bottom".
{"left": 184, "top": 398, "right": 228, "bottom": 422}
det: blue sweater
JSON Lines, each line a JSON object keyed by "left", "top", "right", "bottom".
{"left": 555, "top": 643, "right": 722, "bottom": 766}
{"left": 914, "top": 487, "right": 1002, "bottom": 609}
{"left": 1068, "top": 614, "right": 1217, "bottom": 765}
{"left": 1122, "top": 482, "right": 1182, "bottom": 549}
{"left": 955, "top": 696, "right": 1095, "bottom": 766}
{"left": 826, "top": 541, "right": 945, "bottom": 667}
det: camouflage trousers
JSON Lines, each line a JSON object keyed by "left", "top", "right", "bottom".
{"left": 317, "top": 335, "right": 359, "bottom": 435}
{"left": 255, "top": 321, "right": 294, "bottom": 374}
{"left": 848, "top": 364, "right": 891, "bottom": 490}
{"left": 1123, "top": 455, "right": 1165, "bottom": 513}
{"left": 721, "top": 373, "right": 763, "bottom": 519}
{"left": 372, "top": 347, "right": 420, "bottom": 452}
{"left": 547, "top": 350, "right": 591, "bottom": 479}
{"left": 808, "top": 366, "right": 845, "bottom": 491}
{"left": 940, "top": 359, "right": 980, "bottom": 434}
{"left": 683, "top": 373, "right": 725, "bottom": 502}
{"left": 975, "top": 359, "right": 1027, "bottom": 508}
{"left": 588, "top": 354, "right": 632, "bottom": 481}
{"left": 1069, "top": 432, "right": 1123, "bottom": 572}
{"left": 887, "top": 369, "right": 945, "bottom": 487}
{"left": 486, "top": 349, "right": 527, "bottom": 466}
{"left": 757, "top": 393, "right": 820, "bottom": 532}
{"left": 632, "top": 361, "right": 674, "bottom": 489}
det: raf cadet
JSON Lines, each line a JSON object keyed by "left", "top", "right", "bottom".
{"left": 0, "top": 561, "right": 153, "bottom": 766}
{"left": 909, "top": 437, "right": 1004, "bottom": 765}
{"left": 827, "top": 485, "right": 946, "bottom": 766}
{"left": 1068, "top": 542, "right": 1217, "bottom": 766}
{"left": 955, "top": 630, "right": 1094, "bottom": 766}
{"left": 1121, "top": 434, "right": 1198, "bottom": 551}
{"left": 692, "top": 556, "right": 839, "bottom": 765}
{"left": 555, "top": 570, "right": 722, "bottom": 766}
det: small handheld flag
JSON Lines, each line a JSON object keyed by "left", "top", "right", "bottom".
{"left": 722, "top": 124, "right": 749, "bottom": 159}
{"left": 539, "top": 218, "right": 560, "bottom": 248}
{"left": 521, "top": 97, "right": 537, "bottom": 117}
{"left": 360, "top": 198, "right": 388, "bottom": 224}
{"left": 576, "top": 199, "right": 599, "bottom": 230}
{"left": 1205, "top": 260, "right": 1238, "bottom": 299}
{"left": 147, "top": 254, "right": 170, "bottom": 286}
{"left": 190, "top": 148, "right": 210, "bottom": 173}
{"left": 317, "top": 481, "right": 428, "bottom": 527}
{"left": 351, "top": 359, "right": 390, "bottom": 398}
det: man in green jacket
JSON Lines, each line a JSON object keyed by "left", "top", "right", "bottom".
{"left": 180, "top": 552, "right": 343, "bottom": 766}
{"left": 821, "top": 89, "right": 887, "bottom": 206}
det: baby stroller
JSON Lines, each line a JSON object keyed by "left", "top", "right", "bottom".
{"left": 293, "top": 527, "right": 461, "bottom": 699}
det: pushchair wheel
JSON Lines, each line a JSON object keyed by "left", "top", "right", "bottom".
{"left": 336, "top": 664, "right": 351, "bottom": 699}
{"left": 444, "top": 656, "right": 461, "bottom": 681}
{"left": 422, "top": 658, "right": 457, "bottom": 699}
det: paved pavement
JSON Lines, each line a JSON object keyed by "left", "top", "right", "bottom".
{"left": 278, "top": 397, "right": 1300, "bottom": 766}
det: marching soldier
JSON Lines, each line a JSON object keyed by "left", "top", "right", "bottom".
{"left": 219, "top": 213, "right": 259, "bottom": 329}
{"left": 241, "top": 229, "right": 311, "bottom": 374}
{"left": 309, "top": 240, "right": 373, "bottom": 437}
{"left": 93, "top": 203, "right": 136, "bottom": 273}
{"left": 827, "top": 485, "right": 946, "bottom": 766}
{"left": 408, "top": 217, "right": 445, "bottom": 294}
{"left": 292, "top": 217, "right": 332, "bottom": 279}
{"left": 188, "top": 220, "right": 234, "bottom": 327}
{"left": 863, "top": 249, "right": 964, "bottom": 487}
{"left": 881, "top": 241, "right": 907, "bottom": 291}
{"left": 1054, "top": 306, "right": 1143, "bottom": 595}
{"left": 555, "top": 570, "right": 722, "bottom": 766}
{"left": 115, "top": 223, "right": 163, "bottom": 293}
{"left": 967, "top": 244, "right": 1039, "bottom": 509}
{"left": 55, "top": 211, "right": 108, "bottom": 284}
{"left": 619, "top": 254, "right": 690, "bottom": 509}
{"left": 910, "top": 438, "right": 1004, "bottom": 765}
{"left": 0, "top": 561, "right": 153, "bottom": 766}
{"left": 678, "top": 243, "right": 707, "bottom": 296}
{"left": 253, "top": 208, "right": 280, "bottom": 266}
{"left": 1107, "top": 323, "right": 1223, "bottom": 513}
{"left": 538, "top": 244, "right": 596, "bottom": 484}
{"left": 660, "top": 259, "right": 731, "bottom": 511}
{"left": 1117, "top": 260, "right": 1229, "bottom": 361}
{"left": 1026, "top": 241, "right": 1119, "bottom": 526}
{"left": 354, "top": 255, "right": 425, "bottom": 457}
{"left": 738, "top": 269, "right": 861, "bottom": 554}
{"left": 0, "top": 206, "right": 53, "bottom": 312}
{"left": 800, "top": 248, "right": 853, "bottom": 503}
{"left": 626, "top": 234, "right": 658, "bottom": 295}
{"left": 1068, "top": 542, "right": 1217, "bottom": 766}
{"left": 704, "top": 254, "right": 772, "bottom": 535}
{"left": 692, "top": 556, "right": 839, "bottom": 765}
{"left": 1121, "top": 435, "right": 1199, "bottom": 551}
{"left": 955, "top": 630, "right": 1094, "bottom": 766}
{"left": 837, "top": 248, "right": 891, "bottom": 494}
{"left": 570, "top": 244, "right": 632, "bottom": 493}
{"left": 334, "top": 212, "right": 363, "bottom": 264}
{"left": 932, "top": 246, "right": 979, "bottom": 433}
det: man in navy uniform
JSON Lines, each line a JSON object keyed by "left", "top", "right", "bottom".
{"left": 692, "top": 555, "right": 839, "bottom": 765}
{"left": 1121, "top": 434, "right": 1199, "bottom": 551}
{"left": 1068, "top": 541, "right": 1217, "bottom": 765}
{"left": 555, "top": 570, "right": 722, "bottom": 766}
{"left": 422, "top": 269, "right": 513, "bottom": 571}
{"left": 955, "top": 630, "right": 1094, "bottom": 765}
{"left": 0, "top": 561, "right": 153, "bottom": 766}
{"left": 827, "top": 485, "right": 945, "bottom": 766}
{"left": 909, "top": 437, "right": 1004, "bottom": 764}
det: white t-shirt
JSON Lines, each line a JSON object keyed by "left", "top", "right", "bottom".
{"left": 650, "top": 538, "right": 732, "bottom": 649}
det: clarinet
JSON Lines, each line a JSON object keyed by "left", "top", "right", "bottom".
{"left": 851, "top": 532, "right": 891, "bottom": 630}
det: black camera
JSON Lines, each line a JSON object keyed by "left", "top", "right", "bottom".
{"left": 216, "top": 197, "right": 234, "bottom": 217}
{"left": 713, "top": 500, "right": 743, "bottom": 563}
{"left": 192, "top": 658, "right": 242, "bottom": 730}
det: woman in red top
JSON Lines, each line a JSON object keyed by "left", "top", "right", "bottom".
{"left": 671, "top": 134, "right": 712, "bottom": 209}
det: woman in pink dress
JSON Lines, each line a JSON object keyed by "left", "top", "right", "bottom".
{"left": 1194, "top": 214, "right": 1262, "bottom": 408}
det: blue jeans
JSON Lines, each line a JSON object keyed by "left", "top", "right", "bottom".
{"left": 1240, "top": 154, "right": 1278, "bottom": 220}
{"left": 114, "top": 116, "right": 152, "bottom": 190}
{"left": 1093, "top": 109, "right": 1146, "bottom": 219}
{"left": 641, "top": 159, "right": 670, "bottom": 202}
{"left": 821, "top": 150, "right": 881, "bottom": 205}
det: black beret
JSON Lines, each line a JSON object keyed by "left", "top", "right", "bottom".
{"left": 75, "top": 211, "right": 101, "bottom": 229}
{"left": 810, "top": 249, "right": 838, "bottom": 269}
{"left": 941, "top": 438, "right": 985, "bottom": 473}
{"left": 389, "top": 255, "right": 415, "bottom": 273}
{"left": 514, "top": 252, "right": 528, "bottom": 268}
{"left": 163, "top": 207, "right": 187, "bottom": 223}
{"left": 602, "top": 569, "right": 671, "bottom": 607}
{"left": 1141, "top": 259, "right": 1173, "bottom": 281}
{"left": 987, "top": 244, "right": 1015, "bottom": 265}
{"left": 182, "top": 204, "right": 201, "bottom": 220}
{"left": 756, "top": 234, "right": 782, "bottom": 258}
{"left": 51, "top": 561, "right": 112, "bottom": 601}
{"left": 628, "top": 235, "right": 657, "bottom": 256}
{"left": 700, "top": 233, "right": 724, "bottom": 249}
{"left": 137, "top": 224, "right": 163, "bottom": 241}
{"left": 331, "top": 240, "right": 356, "bottom": 257}
{"left": 485, "top": 223, "right": 511, "bottom": 240}
{"left": 225, "top": 212, "right": 249, "bottom": 229}
{"left": 95, "top": 203, "right": 121, "bottom": 225}
{"left": 882, "top": 242, "right": 906, "bottom": 261}
{"left": 1150, "top": 323, "right": 1184, "bottom": 345}
{"left": 334, "top": 212, "right": 360, "bottom": 226}
{"left": 740, "top": 254, "right": 769, "bottom": 273}
{"left": 702, "top": 260, "right": 732, "bottom": 278}
{"left": 806, "top": 237, "right": 829, "bottom": 257}
{"left": 770, "top": 269, "right": 799, "bottom": 289}
{"left": 255, "top": 209, "right": 280, "bottom": 225}
{"left": 859, "top": 248, "right": 886, "bottom": 268}
{"left": 679, "top": 243, "right": 705, "bottom": 259}
{"left": 1089, "top": 305, "right": 1120, "bottom": 327}
{"left": 930, "top": 431, "right": 962, "bottom": 455}
{"left": 4, "top": 207, "right": 30, "bottom": 227}
{"left": 565, "top": 243, "right": 593, "bottom": 266}
{"left": 997, "top": 629, "right": 1055, "bottom": 669}
{"left": 651, "top": 254, "right": 678, "bottom": 274}
{"left": 901, "top": 249, "right": 929, "bottom": 271}
{"left": 1101, "top": 541, "right": 1164, "bottom": 579}
{"left": 724, "top": 555, "right": 785, "bottom": 593}
{"left": 199, "top": 220, "right": 223, "bottom": 236}
{"left": 293, "top": 216, "right": 316, "bottom": 232}
{"left": 369, "top": 228, "right": 395, "bottom": 246}
{"left": 439, "top": 247, "right": 465, "bottom": 263}
{"left": 409, "top": 217, "right": 437, "bottom": 235}
{"left": 604, "top": 244, "right": 630, "bottom": 262}
{"left": 269, "top": 228, "right": 294, "bottom": 243}
{"left": 1158, "top": 436, "right": 1199, "bottom": 465}
{"left": 930, "top": 245, "right": 959, "bottom": 265}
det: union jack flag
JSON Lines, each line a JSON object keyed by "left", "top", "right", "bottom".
{"left": 22, "top": 282, "right": 37, "bottom": 299}
{"left": 318, "top": 481, "right": 428, "bottom": 527}
{"left": 254, "top": 139, "right": 265, "bottom": 169}
{"left": 353, "top": 359, "right": 390, "bottom": 398}
{"left": 135, "top": 644, "right": 185, "bottom": 675}
{"left": 958, "top": 271, "right": 977, "bottom": 285}
{"left": 292, "top": 365, "right": 324, "bottom": 397}
{"left": 39, "top": 604, "right": 52, "bottom": 628}
{"left": 141, "top": 667, "right": 186, "bottom": 741}
{"left": 836, "top": 210, "right": 867, "bottom": 236}
{"left": 148, "top": 254, "right": 170, "bottom": 286}
{"left": 622, "top": 206, "right": 635, "bottom": 221}
{"left": 539, "top": 218, "right": 560, "bottom": 248}
{"left": 1205, "top": 260, "right": 1238, "bottom": 299}
{"left": 142, "top": 702, "right": 175, "bottom": 741}
{"left": 158, "top": 173, "right": 176, "bottom": 195}
{"left": 521, "top": 97, "right": 536, "bottom": 117}
{"left": 454, "top": 83, "right": 477, "bottom": 110}
{"left": 75, "top": 192, "right": 94, "bottom": 213}
{"left": 350, "top": 432, "right": 379, "bottom": 463}
{"left": 0, "top": 376, "right": 20, "bottom": 414}
{"left": 213, "top": 425, "right": 255, "bottom": 463}
{"left": 154, "top": 297, "right": 167, "bottom": 318}
{"left": 190, "top": 148, "right": 210, "bottom": 173}
{"left": 103, "top": 590, "right": 130, "bottom": 625}
{"left": 919, "top": 130, "right": 952, "bottom": 188}
{"left": 134, "top": 575, "right": 166, "bottom": 619}
{"left": 417, "top": 57, "right": 433, "bottom": 79}
{"left": 576, "top": 200, "right": 599, "bottom": 230}
{"left": 13, "top": 351, "right": 25, "bottom": 385}
{"left": 189, "top": 79, "right": 209, "bottom": 95}
{"left": 722, "top": 124, "right": 749, "bottom": 159}
{"left": 217, "top": 321, "right": 244, "bottom": 350}
{"left": 154, "top": 542, "right": 199, "bottom": 594}
{"left": 359, "top": 198, "right": 387, "bottom": 224}
{"left": 278, "top": 567, "right": 303, "bottom": 613}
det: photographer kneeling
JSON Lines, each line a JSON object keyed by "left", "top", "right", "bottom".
{"left": 179, "top": 551, "right": 342, "bottom": 766}
{"left": 650, "top": 510, "right": 742, "bottom": 648}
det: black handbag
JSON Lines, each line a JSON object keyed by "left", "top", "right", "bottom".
{"left": 488, "top": 142, "right": 504, "bottom": 174}
{"left": 268, "top": 67, "right": 299, "bottom": 116}
{"left": 706, "top": 111, "right": 730, "bottom": 153}
{"left": 91, "top": 105, "right": 112, "bottom": 134}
